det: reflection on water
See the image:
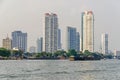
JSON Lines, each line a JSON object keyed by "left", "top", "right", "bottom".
{"left": 0, "top": 59, "right": 120, "bottom": 80}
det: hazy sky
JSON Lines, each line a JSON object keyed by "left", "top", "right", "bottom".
{"left": 0, "top": 0, "right": 120, "bottom": 51}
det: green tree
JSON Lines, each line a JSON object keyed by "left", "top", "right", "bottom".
{"left": 36, "top": 52, "right": 53, "bottom": 58}
{"left": 12, "top": 49, "right": 23, "bottom": 58}
{"left": 0, "top": 48, "right": 11, "bottom": 57}
{"left": 84, "top": 50, "right": 92, "bottom": 56}
{"left": 36, "top": 53, "right": 41, "bottom": 58}
{"left": 54, "top": 50, "right": 66, "bottom": 57}
{"left": 67, "top": 49, "right": 77, "bottom": 57}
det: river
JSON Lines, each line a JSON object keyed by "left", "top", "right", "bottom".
{"left": 0, "top": 59, "right": 120, "bottom": 80}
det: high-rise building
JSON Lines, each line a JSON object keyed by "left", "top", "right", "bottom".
{"left": 76, "top": 32, "right": 80, "bottom": 52}
{"left": 2, "top": 36, "right": 12, "bottom": 50}
{"left": 101, "top": 33, "right": 108, "bottom": 54}
{"left": 67, "top": 27, "right": 77, "bottom": 51}
{"left": 37, "top": 37, "right": 43, "bottom": 53}
{"left": 45, "top": 13, "right": 58, "bottom": 53}
{"left": 57, "top": 29, "right": 61, "bottom": 50}
{"left": 12, "top": 31, "right": 27, "bottom": 52}
{"left": 81, "top": 11, "right": 94, "bottom": 52}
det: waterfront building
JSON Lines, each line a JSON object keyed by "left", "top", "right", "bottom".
{"left": 12, "top": 31, "right": 27, "bottom": 52}
{"left": 101, "top": 33, "right": 108, "bottom": 54}
{"left": 29, "top": 46, "right": 36, "bottom": 53}
{"left": 81, "top": 11, "right": 94, "bottom": 52}
{"left": 57, "top": 29, "right": 61, "bottom": 50}
{"left": 37, "top": 37, "right": 43, "bottom": 53}
{"left": 2, "top": 36, "right": 12, "bottom": 50}
{"left": 67, "top": 27, "right": 78, "bottom": 51}
{"left": 44, "top": 13, "right": 58, "bottom": 53}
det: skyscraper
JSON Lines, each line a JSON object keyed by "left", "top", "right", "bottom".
{"left": 57, "top": 29, "right": 61, "bottom": 50}
{"left": 45, "top": 13, "right": 58, "bottom": 53}
{"left": 67, "top": 27, "right": 77, "bottom": 51}
{"left": 37, "top": 37, "right": 43, "bottom": 53}
{"left": 12, "top": 31, "right": 27, "bottom": 52}
{"left": 76, "top": 32, "right": 80, "bottom": 52}
{"left": 81, "top": 11, "right": 94, "bottom": 52}
{"left": 2, "top": 36, "right": 12, "bottom": 50}
{"left": 101, "top": 33, "right": 108, "bottom": 54}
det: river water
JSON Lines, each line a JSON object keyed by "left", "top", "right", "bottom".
{"left": 0, "top": 59, "right": 120, "bottom": 80}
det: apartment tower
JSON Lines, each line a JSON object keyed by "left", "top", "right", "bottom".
{"left": 45, "top": 13, "right": 58, "bottom": 53}
{"left": 81, "top": 11, "right": 94, "bottom": 52}
{"left": 101, "top": 33, "right": 108, "bottom": 54}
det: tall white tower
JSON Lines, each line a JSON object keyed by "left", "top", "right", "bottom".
{"left": 45, "top": 13, "right": 58, "bottom": 53}
{"left": 101, "top": 33, "right": 108, "bottom": 54}
{"left": 81, "top": 11, "right": 94, "bottom": 52}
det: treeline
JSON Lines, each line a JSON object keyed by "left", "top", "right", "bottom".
{"left": 0, "top": 48, "right": 113, "bottom": 59}
{"left": 0, "top": 48, "right": 23, "bottom": 59}
{"left": 35, "top": 49, "right": 113, "bottom": 59}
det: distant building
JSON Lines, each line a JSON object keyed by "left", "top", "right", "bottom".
{"left": 76, "top": 32, "right": 80, "bottom": 52}
{"left": 67, "top": 27, "right": 76, "bottom": 51}
{"left": 2, "top": 36, "right": 12, "bottom": 50}
{"left": 101, "top": 33, "right": 108, "bottom": 54}
{"left": 81, "top": 11, "right": 94, "bottom": 52}
{"left": 67, "top": 27, "right": 80, "bottom": 52}
{"left": 37, "top": 37, "right": 43, "bottom": 53}
{"left": 114, "top": 50, "right": 120, "bottom": 57}
{"left": 57, "top": 29, "right": 62, "bottom": 50}
{"left": 12, "top": 31, "right": 27, "bottom": 52}
{"left": 29, "top": 46, "right": 36, "bottom": 53}
{"left": 44, "top": 13, "right": 58, "bottom": 53}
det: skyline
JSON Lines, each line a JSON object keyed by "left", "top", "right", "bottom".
{"left": 0, "top": 0, "right": 120, "bottom": 51}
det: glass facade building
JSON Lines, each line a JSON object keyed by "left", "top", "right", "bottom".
{"left": 12, "top": 31, "right": 27, "bottom": 52}
{"left": 101, "top": 33, "right": 108, "bottom": 54}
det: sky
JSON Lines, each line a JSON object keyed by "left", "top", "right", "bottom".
{"left": 0, "top": 0, "right": 120, "bottom": 52}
